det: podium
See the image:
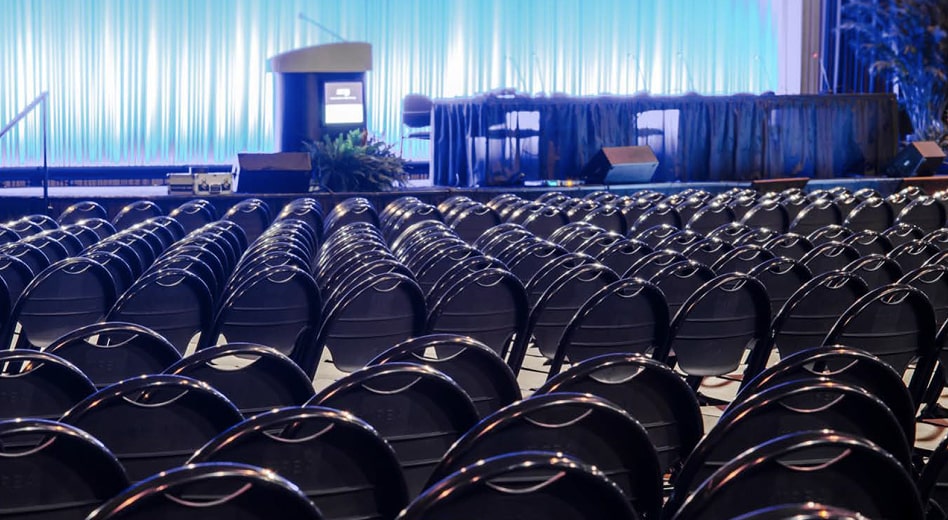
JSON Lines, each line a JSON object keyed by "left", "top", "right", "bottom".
{"left": 269, "top": 42, "right": 372, "bottom": 153}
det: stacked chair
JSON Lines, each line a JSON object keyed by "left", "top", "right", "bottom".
{"left": 4, "top": 186, "right": 948, "bottom": 519}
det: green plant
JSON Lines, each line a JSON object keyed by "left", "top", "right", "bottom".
{"left": 304, "top": 129, "right": 407, "bottom": 192}
{"left": 840, "top": 0, "right": 947, "bottom": 143}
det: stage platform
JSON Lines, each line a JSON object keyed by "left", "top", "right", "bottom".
{"left": 0, "top": 176, "right": 940, "bottom": 221}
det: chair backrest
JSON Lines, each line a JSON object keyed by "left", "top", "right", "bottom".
{"left": 168, "top": 199, "right": 218, "bottom": 235}
{"left": 165, "top": 343, "right": 315, "bottom": 415}
{"left": 823, "top": 283, "right": 938, "bottom": 405}
{"left": 844, "top": 196, "right": 894, "bottom": 232}
{"left": 919, "top": 433, "right": 948, "bottom": 520}
{"left": 45, "top": 321, "right": 181, "bottom": 389}
{"left": 730, "top": 503, "right": 869, "bottom": 520}
{"left": 308, "top": 362, "right": 479, "bottom": 497}
{"left": 734, "top": 345, "right": 916, "bottom": 440}
{"left": 670, "top": 378, "right": 911, "bottom": 508}
{"left": 842, "top": 253, "right": 904, "bottom": 289}
{"left": 402, "top": 94, "right": 433, "bottom": 129}
{"left": 223, "top": 198, "right": 272, "bottom": 245}
{"left": 205, "top": 265, "right": 322, "bottom": 356}
{"left": 5, "top": 257, "right": 116, "bottom": 350}
{"left": 901, "top": 263, "right": 948, "bottom": 325}
{"left": 106, "top": 267, "right": 213, "bottom": 355}
{"left": 0, "top": 350, "right": 95, "bottom": 420}
{"left": 86, "top": 462, "right": 324, "bottom": 520}
{"left": 60, "top": 374, "right": 243, "bottom": 482}
{"left": 536, "top": 353, "right": 702, "bottom": 477}
{"left": 761, "top": 231, "right": 813, "bottom": 260}
{"left": 190, "top": 407, "right": 408, "bottom": 520}
{"left": 843, "top": 229, "right": 894, "bottom": 256}
{"left": 397, "top": 452, "right": 640, "bottom": 520}
{"left": 770, "top": 270, "right": 868, "bottom": 360}
{"left": 427, "top": 267, "right": 529, "bottom": 366}
{"left": 426, "top": 392, "right": 662, "bottom": 520}
{"left": 308, "top": 271, "right": 426, "bottom": 375}
{"left": 711, "top": 244, "right": 775, "bottom": 274}
{"left": 800, "top": 241, "right": 860, "bottom": 275}
{"left": 523, "top": 262, "right": 618, "bottom": 363}
{"left": 368, "top": 334, "right": 522, "bottom": 418}
{"left": 0, "top": 418, "right": 129, "bottom": 519}
{"left": 547, "top": 278, "right": 670, "bottom": 378}
{"left": 647, "top": 260, "right": 715, "bottom": 319}
{"left": 655, "top": 273, "right": 771, "bottom": 387}
{"left": 670, "top": 431, "right": 923, "bottom": 520}
{"left": 111, "top": 200, "right": 163, "bottom": 231}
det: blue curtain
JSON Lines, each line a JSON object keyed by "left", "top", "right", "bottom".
{"left": 0, "top": 0, "right": 779, "bottom": 167}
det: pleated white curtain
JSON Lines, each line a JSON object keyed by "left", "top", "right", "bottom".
{"left": 0, "top": 0, "right": 780, "bottom": 166}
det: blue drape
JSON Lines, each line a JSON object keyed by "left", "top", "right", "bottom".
{"left": 431, "top": 93, "right": 899, "bottom": 186}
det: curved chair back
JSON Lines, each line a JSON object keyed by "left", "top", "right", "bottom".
{"left": 0, "top": 418, "right": 129, "bottom": 519}
{"left": 191, "top": 407, "right": 407, "bottom": 520}
{"left": 86, "top": 462, "right": 324, "bottom": 520}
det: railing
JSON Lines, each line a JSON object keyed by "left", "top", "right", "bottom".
{"left": 0, "top": 91, "right": 50, "bottom": 213}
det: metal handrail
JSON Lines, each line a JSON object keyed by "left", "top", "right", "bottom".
{"left": 0, "top": 91, "right": 50, "bottom": 213}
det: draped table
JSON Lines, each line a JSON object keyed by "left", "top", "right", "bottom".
{"left": 431, "top": 93, "right": 899, "bottom": 187}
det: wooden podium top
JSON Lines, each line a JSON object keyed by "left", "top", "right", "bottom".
{"left": 269, "top": 42, "right": 372, "bottom": 74}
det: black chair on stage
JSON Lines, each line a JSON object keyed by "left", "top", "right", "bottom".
{"left": 0, "top": 350, "right": 95, "bottom": 421}
{"left": 0, "top": 418, "right": 130, "bottom": 520}
{"left": 86, "top": 462, "right": 324, "bottom": 520}
{"left": 190, "top": 407, "right": 408, "bottom": 520}
{"left": 308, "top": 362, "right": 479, "bottom": 496}
{"left": 165, "top": 343, "right": 315, "bottom": 416}
{"left": 44, "top": 321, "right": 181, "bottom": 390}
{"left": 369, "top": 334, "right": 521, "bottom": 419}
{"left": 398, "top": 452, "right": 640, "bottom": 520}
{"left": 60, "top": 374, "right": 243, "bottom": 482}
{"left": 536, "top": 354, "right": 702, "bottom": 479}
{"left": 426, "top": 393, "right": 662, "bottom": 520}
{"left": 669, "top": 431, "right": 923, "bottom": 520}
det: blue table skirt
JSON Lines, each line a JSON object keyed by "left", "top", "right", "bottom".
{"left": 431, "top": 93, "right": 899, "bottom": 187}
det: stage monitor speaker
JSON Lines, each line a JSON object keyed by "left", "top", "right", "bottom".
{"left": 236, "top": 152, "right": 312, "bottom": 193}
{"left": 580, "top": 146, "right": 658, "bottom": 184}
{"left": 885, "top": 141, "right": 945, "bottom": 178}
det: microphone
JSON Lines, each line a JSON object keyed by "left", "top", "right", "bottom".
{"left": 298, "top": 12, "right": 347, "bottom": 42}
{"left": 812, "top": 52, "right": 832, "bottom": 93}
{"left": 505, "top": 56, "right": 528, "bottom": 93}
{"left": 677, "top": 52, "right": 697, "bottom": 93}
{"left": 532, "top": 53, "right": 548, "bottom": 95}
{"left": 627, "top": 53, "right": 648, "bottom": 92}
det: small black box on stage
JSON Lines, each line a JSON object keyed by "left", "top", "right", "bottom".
{"left": 885, "top": 141, "right": 946, "bottom": 178}
{"left": 580, "top": 146, "right": 658, "bottom": 184}
{"left": 235, "top": 152, "right": 312, "bottom": 193}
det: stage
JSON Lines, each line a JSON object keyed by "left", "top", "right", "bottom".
{"left": 0, "top": 176, "right": 933, "bottom": 222}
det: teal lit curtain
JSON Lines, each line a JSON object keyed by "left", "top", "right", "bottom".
{"left": 0, "top": 0, "right": 779, "bottom": 167}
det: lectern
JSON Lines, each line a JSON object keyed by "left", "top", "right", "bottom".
{"left": 269, "top": 42, "right": 372, "bottom": 152}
